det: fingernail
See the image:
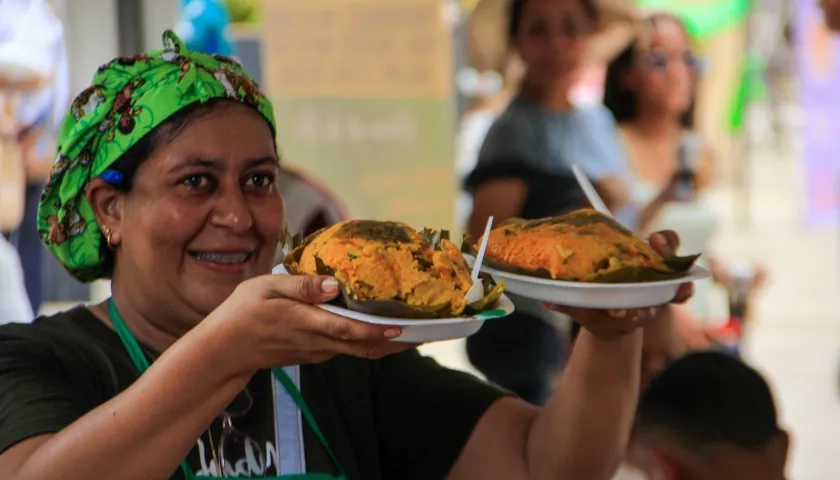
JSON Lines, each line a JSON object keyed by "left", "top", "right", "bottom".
{"left": 384, "top": 328, "right": 401, "bottom": 338}
{"left": 321, "top": 278, "right": 339, "bottom": 292}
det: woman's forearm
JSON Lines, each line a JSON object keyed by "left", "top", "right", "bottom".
{"left": 15, "top": 327, "right": 253, "bottom": 480}
{"left": 526, "top": 330, "right": 643, "bottom": 480}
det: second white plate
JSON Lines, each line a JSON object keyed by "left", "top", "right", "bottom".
{"left": 469, "top": 258, "right": 709, "bottom": 309}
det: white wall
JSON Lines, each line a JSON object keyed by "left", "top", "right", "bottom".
{"left": 140, "top": 0, "right": 180, "bottom": 51}
{"left": 63, "top": 0, "right": 179, "bottom": 94}
{"left": 63, "top": 0, "right": 120, "bottom": 97}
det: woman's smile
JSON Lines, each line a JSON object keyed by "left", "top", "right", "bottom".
{"left": 187, "top": 249, "right": 256, "bottom": 272}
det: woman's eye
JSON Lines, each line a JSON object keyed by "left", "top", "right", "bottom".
{"left": 683, "top": 51, "right": 699, "bottom": 69}
{"left": 645, "top": 51, "right": 669, "bottom": 69}
{"left": 245, "top": 173, "right": 275, "bottom": 189}
{"left": 182, "top": 175, "right": 209, "bottom": 189}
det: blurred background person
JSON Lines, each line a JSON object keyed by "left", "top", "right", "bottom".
{"left": 463, "top": 0, "right": 637, "bottom": 405}
{"left": 176, "top": 0, "right": 237, "bottom": 58}
{"left": 0, "top": 62, "right": 34, "bottom": 324}
{"left": 603, "top": 12, "right": 766, "bottom": 337}
{"left": 0, "top": 235, "right": 32, "bottom": 324}
{"left": 0, "top": 0, "right": 69, "bottom": 315}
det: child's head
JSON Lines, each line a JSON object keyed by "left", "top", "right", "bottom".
{"left": 635, "top": 351, "right": 789, "bottom": 480}
{"left": 603, "top": 13, "right": 699, "bottom": 127}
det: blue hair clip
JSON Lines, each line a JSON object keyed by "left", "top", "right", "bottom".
{"left": 100, "top": 169, "right": 124, "bottom": 185}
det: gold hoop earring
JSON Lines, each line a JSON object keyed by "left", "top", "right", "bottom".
{"left": 102, "top": 226, "right": 118, "bottom": 251}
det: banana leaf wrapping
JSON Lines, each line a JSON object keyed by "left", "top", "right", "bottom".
{"left": 462, "top": 209, "right": 700, "bottom": 284}
{"left": 281, "top": 221, "right": 505, "bottom": 319}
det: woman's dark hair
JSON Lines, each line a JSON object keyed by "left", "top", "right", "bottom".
{"left": 98, "top": 98, "right": 275, "bottom": 277}
{"left": 507, "top": 0, "right": 599, "bottom": 40}
{"left": 603, "top": 13, "right": 696, "bottom": 128}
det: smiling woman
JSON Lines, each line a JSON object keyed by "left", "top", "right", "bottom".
{"left": 0, "top": 29, "right": 693, "bottom": 480}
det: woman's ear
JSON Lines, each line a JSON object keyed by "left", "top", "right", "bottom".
{"left": 86, "top": 177, "right": 125, "bottom": 247}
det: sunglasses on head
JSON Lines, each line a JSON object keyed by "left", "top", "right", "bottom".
{"left": 639, "top": 50, "right": 703, "bottom": 73}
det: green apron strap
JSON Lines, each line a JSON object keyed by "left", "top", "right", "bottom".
{"left": 107, "top": 300, "right": 194, "bottom": 479}
{"left": 271, "top": 368, "right": 346, "bottom": 477}
{"left": 108, "top": 299, "right": 151, "bottom": 371}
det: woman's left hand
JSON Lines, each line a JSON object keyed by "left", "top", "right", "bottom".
{"left": 544, "top": 230, "right": 694, "bottom": 340}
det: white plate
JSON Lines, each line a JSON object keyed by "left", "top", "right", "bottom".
{"left": 271, "top": 264, "right": 515, "bottom": 343}
{"left": 465, "top": 256, "right": 710, "bottom": 309}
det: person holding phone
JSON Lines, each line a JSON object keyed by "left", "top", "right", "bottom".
{"left": 604, "top": 12, "right": 766, "bottom": 328}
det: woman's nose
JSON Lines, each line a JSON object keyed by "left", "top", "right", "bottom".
{"left": 211, "top": 188, "right": 254, "bottom": 232}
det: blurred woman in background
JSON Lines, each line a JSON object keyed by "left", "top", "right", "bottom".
{"left": 603, "top": 12, "right": 765, "bottom": 332}
{"left": 0, "top": 235, "right": 32, "bottom": 324}
{"left": 464, "top": 0, "right": 637, "bottom": 405}
{"left": 0, "top": 0, "right": 70, "bottom": 314}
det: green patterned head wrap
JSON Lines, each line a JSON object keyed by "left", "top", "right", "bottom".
{"left": 38, "top": 30, "right": 276, "bottom": 282}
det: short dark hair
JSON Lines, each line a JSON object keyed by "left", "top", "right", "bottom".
{"left": 602, "top": 13, "right": 696, "bottom": 128}
{"left": 507, "top": 0, "right": 599, "bottom": 40}
{"left": 635, "top": 351, "right": 781, "bottom": 451}
{"left": 98, "top": 99, "right": 276, "bottom": 277}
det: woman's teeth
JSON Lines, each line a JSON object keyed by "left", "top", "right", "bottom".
{"left": 191, "top": 252, "right": 251, "bottom": 264}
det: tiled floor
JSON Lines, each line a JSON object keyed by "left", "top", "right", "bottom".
{"left": 420, "top": 140, "right": 840, "bottom": 479}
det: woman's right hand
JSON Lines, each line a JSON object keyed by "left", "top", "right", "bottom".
{"left": 201, "top": 274, "right": 419, "bottom": 373}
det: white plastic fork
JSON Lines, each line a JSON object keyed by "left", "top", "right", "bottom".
{"left": 465, "top": 216, "right": 494, "bottom": 304}
{"left": 571, "top": 164, "right": 613, "bottom": 217}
